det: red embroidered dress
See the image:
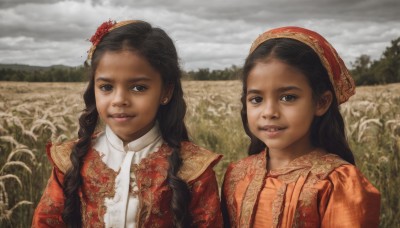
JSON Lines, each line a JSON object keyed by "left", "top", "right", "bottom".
{"left": 32, "top": 125, "right": 223, "bottom": 227}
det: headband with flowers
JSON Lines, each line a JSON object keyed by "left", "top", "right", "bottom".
{"left": 250, "top": 26, "right": 355, "bottom": 104}
{"left": 86, "top": 19, "right": 138, "bottom": 63}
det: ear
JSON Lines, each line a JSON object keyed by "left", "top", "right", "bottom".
{"left": 160, "top": 84, "right": 174, "bottom": 105}
{"left": 315, "top": 91, "right": 333, "bottom": 116}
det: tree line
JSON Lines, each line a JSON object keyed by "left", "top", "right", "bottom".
{"left": 351, "top": 37, "right": 400, "bottom": 85}
{"left": 1, "top": 37, "right": 399, "bottom": 85}
{"left": 0, "top": 66, "right": 87, "bottom": 82}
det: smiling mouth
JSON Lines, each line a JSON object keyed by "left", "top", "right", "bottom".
{"left": 258, "top": 126, "right": 286, "bottom": 132}
{"left": 108, "top": 113, "right": 135, "bottom": 120}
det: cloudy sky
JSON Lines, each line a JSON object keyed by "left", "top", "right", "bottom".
{"left": 0, "top": 0, "right": 399, "bottom": 70}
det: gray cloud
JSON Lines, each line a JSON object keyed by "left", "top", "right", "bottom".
{"left": 0, "top": 0, "right": 86, "bottom": 8}
{"left": 0, "top": 0, "right": 399, "bottom": 70}
{"left": 113, "top": 0, "right": 400, "bottom": 22}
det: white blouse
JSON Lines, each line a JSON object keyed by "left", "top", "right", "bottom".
{"left": 92, "top": 124, "right": 164, "bottom": 228}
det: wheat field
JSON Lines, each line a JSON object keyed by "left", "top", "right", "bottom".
{"left": 0, "top": 81, "right": 399, "bottom": 227}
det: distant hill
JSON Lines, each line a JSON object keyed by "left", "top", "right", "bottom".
{"left": 0, "top": 63, "right": 77, "bottom": 71}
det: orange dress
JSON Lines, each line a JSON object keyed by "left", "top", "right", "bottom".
{"left": 222, "top": 150, "right": 380, "bottom": 228}
{"left": 32, "top": 140, "right": 223, "bottom": 227}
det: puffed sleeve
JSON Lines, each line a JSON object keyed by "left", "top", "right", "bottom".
{"left": 32, "top": 141, "right": 73, "bottom": 227}
{"left": 32, "top": 167, "right": 66, "bottom": 227}
{"left": 320, "top": 165, "right": 380, "bottom": 228}
{"left": 189, "top": 167, "right": 223, "bottom": 228}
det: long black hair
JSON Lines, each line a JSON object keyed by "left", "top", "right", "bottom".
{"left": 62, "top": 21, "right": 191, "bottom": 227}
{"left": 241, "top": 38, "right": 355, "bottom": 164}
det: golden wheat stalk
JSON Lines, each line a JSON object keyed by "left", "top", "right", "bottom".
{"left": 0, "top": 175, "right": 22, "bottom": 188}
{"left": 0, "top": 136, "right": 19, "bottom": 148}
{"left": 7, "top": 147, "right": 35, "bottom": 162}
{"left": 0, "top": 201, "right": 32, "bottom": 221}
{"left": 0, "top": 161, "right": 32, "bottom": 174}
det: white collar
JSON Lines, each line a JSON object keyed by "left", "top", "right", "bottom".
{"left": 105, "top": 123, "right": 161, "bottom": 153}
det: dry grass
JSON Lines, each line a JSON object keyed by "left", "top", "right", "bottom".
{"left": 0, "top": 81, "right": 399, "bottom": 227}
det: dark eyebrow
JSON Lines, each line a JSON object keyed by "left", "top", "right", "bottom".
{"left": 95, "top": 76, "right": 152, "bottom": 83}
{"left": 277, "top": 86, "right": 302, "bottom": 93}
{"left": 246, "top": 89, "right": 262, "bottom": 95}
{"left": 246, "top": 86, "right": 302, "bottom": 95}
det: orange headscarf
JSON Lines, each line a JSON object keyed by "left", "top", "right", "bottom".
{"left": 250, "top": 26, "right": 355, "bottom": 104}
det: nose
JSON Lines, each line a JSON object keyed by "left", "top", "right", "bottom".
{"left": 112, "top": 88, "right": 129, "bottom": 107}
{"left": 261, "top": 100, "right": 279, "bottom": 119}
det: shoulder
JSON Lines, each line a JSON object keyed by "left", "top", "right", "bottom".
{"left": 226, "top": 151, "right": 266, "bottom": 175}
{"left": 46, "top": 139, "right": 77, "bottom": 174}
{"left": 223, "top": 151, "right": 266, "bottom": 191}
{"left": 324, "top": 164, "right": 380, "bottom": 211}
{"left": 46, "top": 133, "right": 101, "bottom": 174}
{"left": 305, "top": 150, "right": 350, "bottom": 179}
{"left": 177, "top": 141, "right": 222, "bottom": 183}
{"left": 312, "top": 152, "right": 379, "bottom": 194}
{"left": 328, "top": 164, "right": 379, "bottom": 191}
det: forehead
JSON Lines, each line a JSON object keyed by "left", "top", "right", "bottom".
{"left": 95, "top": 51, "right": 161, "bottom": 81}
{"left": 246, "top": 59, "right": 310, "bottom": 90}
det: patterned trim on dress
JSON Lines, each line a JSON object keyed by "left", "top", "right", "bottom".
{"left": 239, "top": 155, "right": 267, "bottom": 228}
{"left": 47, "top": 140, "right": 221, "bottom": 227}
{"left": 81, "top": 148, "right": 118, "bottom": 227}
{"left": 225, "top": 149, "right": 349, "bottom": 228}
{"left": 135, "top": 142, "right": 222, "bottom": 227}
{"left": 48, "top": 140, "right": 77, "bottom": 173}
{"left": 269, "top": 150, "right": 349, "bottom": 227}
{"left": 178, "top": 142, "right": 222, "bottom": 182}
{"left": 223, "top": 151, "right": 267, "bottom": 228}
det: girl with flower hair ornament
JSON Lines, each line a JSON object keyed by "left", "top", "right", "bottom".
{"left": 221, "top": 26, "right": 380, "bottom": 228}
{"left": 33, "top": 20, "right": 223, "bottom": 227}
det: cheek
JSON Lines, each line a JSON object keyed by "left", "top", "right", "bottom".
{"left": 137, "top": 96, "right": 161, "bottom": 113}
{"left": 94, "top": 93, "right": 107, "bottom": 112}
{"left": 246, "top": 106, "right": 258, "bottom": 126}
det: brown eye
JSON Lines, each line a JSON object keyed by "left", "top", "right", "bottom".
{"left": 249, "top": 96, "right": 263, "bottom": 104}
{"left": 281, "top": 95, "right": 297, "bottom": 102}
{"left": 100, "top": 84, "right": 113, "bottom": 91}
{"left": 131, "top": 85, "right": 147, "bottom": 92}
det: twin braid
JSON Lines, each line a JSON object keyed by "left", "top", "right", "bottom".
{"left": 166, "top": 146, "right": 191, "bottom": 227}
{"left": 62, "top": 84, "right": 98, "bottom": 227}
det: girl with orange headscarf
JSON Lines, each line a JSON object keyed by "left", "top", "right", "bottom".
{"left": 221, "top": 27, "right": 380, "bottom": 227}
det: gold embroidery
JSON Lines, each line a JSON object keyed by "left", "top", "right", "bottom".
{"left": 81, "top": 148, "right": 117, "bottom": 227}
{"left": 38, "top": 177, "right": 64, "bottom": 226}
{"left": 46, "top": 140, "right": 220, "bottom": 227}
{"left": 239, "top": 156, "right": 266, "bottom": 228}
{"left": 136, "top": 144, "right": 171, "bottom": 227}
{"left": 272, "top": 184, "right": 287, "bottom": 228}
{"left": 224, "top": 160, "right": 250, "bottom": 227}
{"left": 130, "top": 164, "right": 139, "bottom": 196}
{"left": 270, "top": 151, "right": 348, "bottom": 227}
{"left": 225, "top": 150, "right": 349, "bottom": 228}
{"left": 222, "top": 151, "right": 266, "bottom": 228}
{"left": 49, "top": 140, "right": 76, "bottom": 173}
{"left": 178, "top": 141, "right": 222, "bottom": 182}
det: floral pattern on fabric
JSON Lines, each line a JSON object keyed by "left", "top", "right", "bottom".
{"left": 33, "top": 140, "right": 223, "bottom": 228}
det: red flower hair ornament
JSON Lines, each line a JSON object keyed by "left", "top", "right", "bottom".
{"left": 249, "top": 26, "right": 355, "bottom": 104}
{"left": 86, "top": 19, "right": 138, "bottom": 64}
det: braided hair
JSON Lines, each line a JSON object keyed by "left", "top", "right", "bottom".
{"left": 62, "top": 21, "right": 191, "bottom": 227}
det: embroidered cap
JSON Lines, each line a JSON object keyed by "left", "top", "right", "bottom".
{"left": 250, "top": 26, "right": 355, "bottom": 104}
